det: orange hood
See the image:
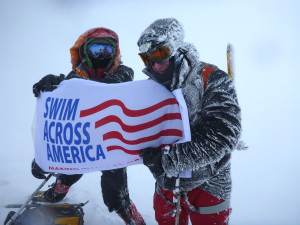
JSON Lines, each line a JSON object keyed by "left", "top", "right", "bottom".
{"left": 70, "top": 27, "right": 121, "bottom": 78}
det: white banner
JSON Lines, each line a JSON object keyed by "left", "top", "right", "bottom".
{"left": 34, "top": 79, "right": 190, "bottom": 174}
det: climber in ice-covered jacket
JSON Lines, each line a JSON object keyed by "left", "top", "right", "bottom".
{"left": 31, "top": 27, "right": 145, "bottom": 225}
{"left": 138, "top": 18, "right": 242, "bottom": 225}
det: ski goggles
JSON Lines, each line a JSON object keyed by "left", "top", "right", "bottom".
{"left": 88, "top": 44, "right": 114, "bottom": 59}
{"left": 139, "top": 45, "right": 171, "bottom": 66}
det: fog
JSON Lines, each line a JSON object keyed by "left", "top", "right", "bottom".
{"left": 0, "top": 0, "right": 299, "bottom": 224}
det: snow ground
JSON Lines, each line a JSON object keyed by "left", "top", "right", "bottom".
{"left": 0, "top": 0, "right": 299, "bottom": 224}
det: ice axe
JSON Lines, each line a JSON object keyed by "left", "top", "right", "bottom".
{"left": 174, "top": 177, "right": 181, "bottom": 225}
{"left": 227, "top": 43, "right": 234, "bottom": 80}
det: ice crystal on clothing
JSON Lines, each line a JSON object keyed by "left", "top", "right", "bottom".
{"left": 138, "top": 18, "right": 185, "bottom": 56}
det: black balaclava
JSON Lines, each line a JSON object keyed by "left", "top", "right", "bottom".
{"left": 80, "top": 37, "right": 116, "bottom": 79}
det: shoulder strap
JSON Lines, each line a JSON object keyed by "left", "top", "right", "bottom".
{"left": 199, "top": 64, "right": 216, "bottom": 90}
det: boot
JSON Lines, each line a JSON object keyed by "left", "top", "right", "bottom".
{"left": 34, "top": 180, "right": 70, "bottom": 203}
{"left": 117, "top": 201, "right": 146, "bottom": 225}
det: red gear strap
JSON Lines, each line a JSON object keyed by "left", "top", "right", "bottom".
{"left": 54, "top": 181, "right": 71, "bottom": 194}
{"left": 199, "top": 64, "right": 216, "bottom": 90}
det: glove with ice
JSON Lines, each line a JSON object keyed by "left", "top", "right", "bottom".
{"left": 139, "top": 147, "right": 164, "bottom": 175}
{"left": 33, "top": 74, "right": 65, "bottom": 97}
{"left": 31, "top": 159, "right": 48, "bottom": 179}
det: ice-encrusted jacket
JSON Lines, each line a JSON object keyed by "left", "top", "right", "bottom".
{"left": 143, "top": 44, "right": 241, "bottom": 200}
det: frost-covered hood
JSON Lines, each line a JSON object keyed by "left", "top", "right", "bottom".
{"left": 137, "top": 18, "right": 185, "bottom": 57}
{"left": 70, "top": 27, "right": 121, "bottom": 78}
{"left": 138, "top": 18, "right": 200, "bottom": 91}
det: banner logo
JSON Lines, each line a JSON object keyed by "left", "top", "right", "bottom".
{"left": 80, "top": 98, "right": 183, "bottom": 155}
{"left": 34, "top": 79, "right": 190, "bottom": 174}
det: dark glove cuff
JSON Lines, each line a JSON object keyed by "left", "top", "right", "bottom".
{"left": 31, "top": 159, "right": 47, "bottom": 179}
{"left": 58, "top": 74, "right": 65, "bottom": 81}
{"left": 140, "top": 148, "right": 165, "bottom": 176}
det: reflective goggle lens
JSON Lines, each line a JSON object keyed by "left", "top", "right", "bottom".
{"left": 88, "top": 45, "right": 114, "bottom": 59}
{"left": 139, "top": 46, "right": 171, "bottom": 66}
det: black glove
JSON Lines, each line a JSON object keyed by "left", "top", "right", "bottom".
{"left": 31, "top": 159, "right": 48, "bottom": 179}
{"left": 139, "top": 147, "right": 164, "bottom": 175}
{"left": 33, "top": 74, "right": 65, "bottom": 97}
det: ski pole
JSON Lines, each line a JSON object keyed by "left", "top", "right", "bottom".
{"left": 227, "top": 43, "right": 234, "bottom": 80}
{"left": 174, "top": 176, "right": 181, "bottom": 225}
{"left": 6, "top": 201, "right": 89, "bottom": 209}
{"left": 6, "top": 173, "right": 52, "bottom": 225}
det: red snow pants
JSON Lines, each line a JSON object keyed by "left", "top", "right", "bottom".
{"left": 153, "top": 185, "right": 231, "bottom": 225}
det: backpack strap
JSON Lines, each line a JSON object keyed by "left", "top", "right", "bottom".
{"left": 155, "top": 183, "right": 230, "bottom": 214}
{"left": 199, "top": 64, "right": 216, "bottom": 91}
{"left": 183, "top": 192, "right": 230, "bottom": 214}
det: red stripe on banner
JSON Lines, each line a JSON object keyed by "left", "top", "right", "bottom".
{"left": 107, "top": 146, "right": 141, "bottom": 155}
{"left": 79, "top": 98, "right": 178, "bottom": 118}
{"left": 95, "top": 113, "right": 182, "bottom": 132}
{"left": 103, "top": 129, "right": 183, "bottom": 145}
{"left": 106, "top": 142, "right": 180, "bottom": 155}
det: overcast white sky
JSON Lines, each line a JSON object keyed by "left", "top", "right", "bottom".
{"left": 0, "top": 0, "right": 299, "bottom": 224}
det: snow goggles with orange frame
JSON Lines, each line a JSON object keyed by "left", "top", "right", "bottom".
{"left": 139, "top": 45, "right": 171, "bottom": 66}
